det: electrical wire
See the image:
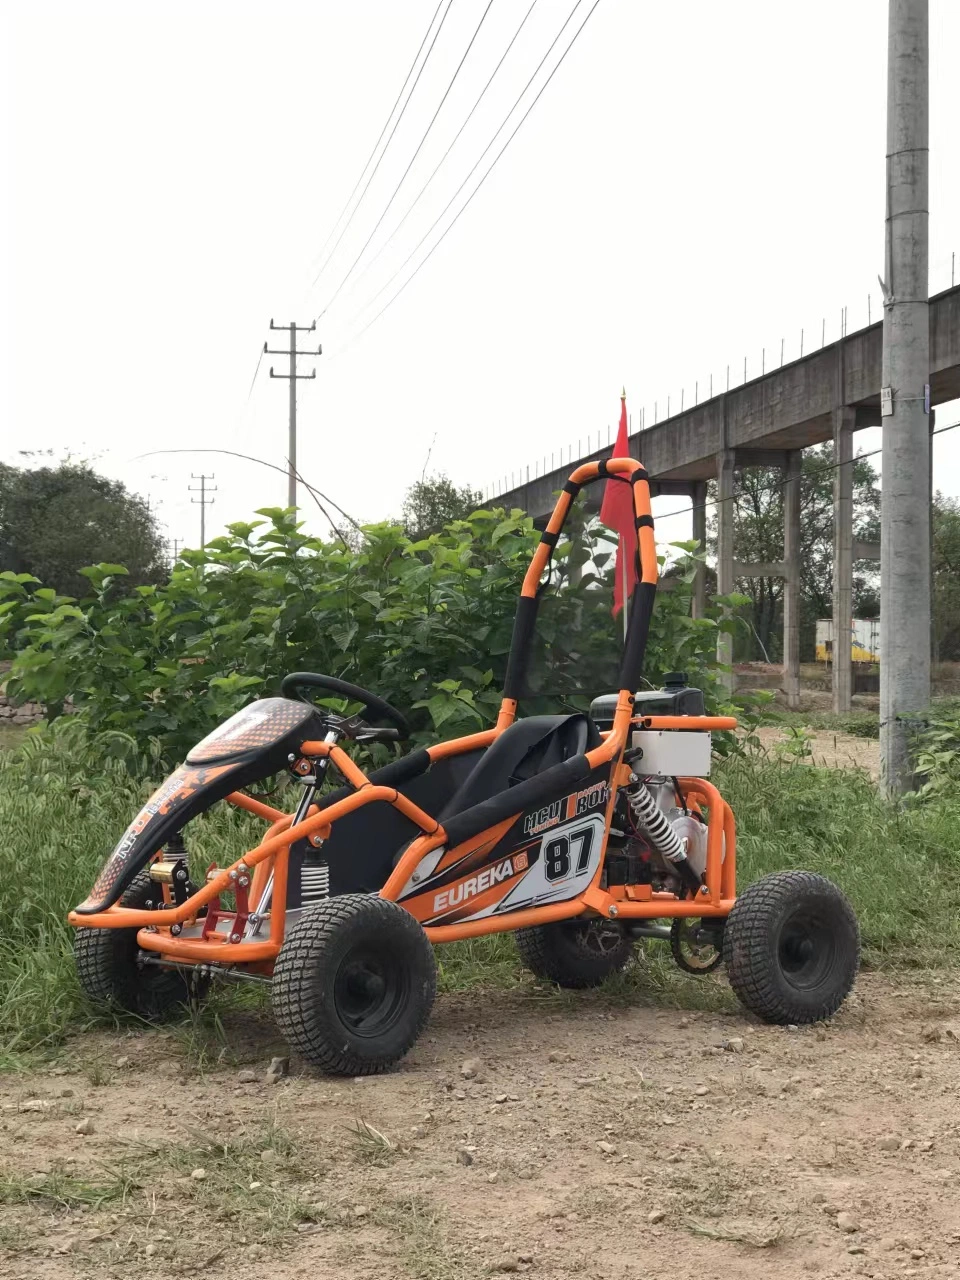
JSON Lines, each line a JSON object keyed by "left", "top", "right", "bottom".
{"left": 309, "top": 0, "right": 444, "bottom": 283}
{"left": 317, "top": 0, "right": 496, "bottom": 320}
{"left": 245, "top": 342, "right": 266, "bottom": 402}
{"left": 338, "top": 0, "right": 541, "bottom": 313}
{"left": 310, "top": 0, "right": 454, "bottom": 292}
{"left": 135, "top": 447, "right": 364, "bottom": 545}
{"left": 330, "top": 0, "right": 601, "bottom": 359}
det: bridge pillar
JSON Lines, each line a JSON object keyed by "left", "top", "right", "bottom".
{"left": 691, "top": 481, "right": 708, "bottom": 619}
{"left": 782, "top": 451, "right": 802, "bottom": 709}
{"left": 716, "top": 451, "right": 736, "bottom": 692}
{"left": 832, "top": 408, "right": 855, "bottom": 713}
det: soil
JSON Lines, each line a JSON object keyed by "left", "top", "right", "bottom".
{"left": 753, "top": 727, "right": 880, "bottom": 779}
{"left": 3, "top": 971, "right": 960, "bottom": 1280}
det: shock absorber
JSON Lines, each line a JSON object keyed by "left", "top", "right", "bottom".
{"left": 627, "top": 776, "right": 702, "bottom": 895}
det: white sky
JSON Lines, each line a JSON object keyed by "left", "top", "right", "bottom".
{"left": 2, "top": 0, "right": 958, "bottom": 555}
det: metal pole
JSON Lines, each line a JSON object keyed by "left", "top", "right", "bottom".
{"left": 881, "top": 0, "right": 930, "bottom": 795}
{"left": 288, "top": 323, "right": 297, "bottom": 509}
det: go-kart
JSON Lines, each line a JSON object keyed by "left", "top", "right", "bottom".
{"left": 69, "top": 458, "right": 860, "bottom": 1074}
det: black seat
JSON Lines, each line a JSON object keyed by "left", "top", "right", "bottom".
{"left": 438, "top": 713, "right": 600, "bottom": 822}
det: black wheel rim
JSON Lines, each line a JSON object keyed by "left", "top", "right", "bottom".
{"left": 777, "top": 908, "right": 836, "bottom": 990}
{"left": 674, "top": 919, "right": 722, "bottom": 972}
{"left": 333, "top": 947, "right": 408, "bottom": 1038}
{"left": 572, "top": 920, "right": 624, "bottom": 957}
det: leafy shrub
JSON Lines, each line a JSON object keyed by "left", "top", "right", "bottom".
{"left": 912, "top": 708, "right": 960, "bottom": 800}
{"left": 7, "top": 508, "right": 740, "bottom": 769}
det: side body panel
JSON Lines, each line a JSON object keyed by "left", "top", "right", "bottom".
{"left": 398, "top": 765, "right": 614, "bottom": 927}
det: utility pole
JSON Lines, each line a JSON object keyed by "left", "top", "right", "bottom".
{"left": 880, "top": 0, "right": 930, "bottom": 796}
{"left": 266, "top": 320, "right": 321, "bottom": 510}
{"left": 189, "top": 474, "right": 217, "bottom": 549}
{"left": 168, "top": 537, "right": 182, "bottom": 568}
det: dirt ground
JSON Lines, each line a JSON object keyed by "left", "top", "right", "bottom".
{"left": 753, "top": 726, "right": 880, "bottom": 779}
{"left": 2, "top": 971, "right": 960, "bottom": 1280}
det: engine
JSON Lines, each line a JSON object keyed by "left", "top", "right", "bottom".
{"left": 589, "top": 674, "right": 714, "bottom": 898}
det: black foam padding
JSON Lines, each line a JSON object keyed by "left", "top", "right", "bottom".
{"left": 617, "top": 580, "right": 657, "bottom": 694}
{"left": 503, "top": 594, "right": 539, "bottom": 702}
{"left": 441, "top": 752, "right": 592, "bottom": 850}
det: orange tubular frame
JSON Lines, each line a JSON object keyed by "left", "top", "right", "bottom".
{"left": 67, "top": 457, "right": 738, "bottom": 967}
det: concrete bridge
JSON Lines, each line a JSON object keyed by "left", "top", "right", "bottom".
{"left": 490, "top": 284, "right": 960, "bottom": 712}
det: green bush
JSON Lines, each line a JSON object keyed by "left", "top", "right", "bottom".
{"left": 7, "top": 509, "right": 738, "bottom": 769}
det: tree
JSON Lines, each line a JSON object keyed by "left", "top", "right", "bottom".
{"left": 401, "top": 473, "right": 482, "bottom": 538}
{"left": 0, "top": 460, "right": 167, "bottom": 599}
{"left": 932, "top": 493, "right": 960, "bottom": 662}
{"left": 707, "top": 444, "right": 881, "bottom": 661}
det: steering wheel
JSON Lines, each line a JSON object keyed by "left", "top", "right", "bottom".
{"left": 280, "top": 671, "right": 411, "bottom": 741}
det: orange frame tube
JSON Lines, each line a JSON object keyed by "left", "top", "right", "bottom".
{"left": 69, "top": 457, "right": 739, "bottom": 966}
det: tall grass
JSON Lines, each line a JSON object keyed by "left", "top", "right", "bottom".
{"left": 722, "top": 754, "right": 960, "bottom": 966}
{"left": 0, "top": 720, "right": 261, "bottom": 1057}
{"left": 1, "top": 723, "right": 958, "bottom": 1059}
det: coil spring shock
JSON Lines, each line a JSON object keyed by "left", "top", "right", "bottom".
{"left": 627, "top": 778, "right": 702, "bottom": 894}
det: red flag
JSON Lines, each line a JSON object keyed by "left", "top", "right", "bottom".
{"left": 599, "top": 392, "right": 637, "bottom": 616}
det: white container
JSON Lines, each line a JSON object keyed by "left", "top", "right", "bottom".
{"left": 630, "top": 729, "right": 712, "bottom": 777}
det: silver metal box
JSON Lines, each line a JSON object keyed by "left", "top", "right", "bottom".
{"left": 630, "top": 729, "right": 712, "bottom": 777}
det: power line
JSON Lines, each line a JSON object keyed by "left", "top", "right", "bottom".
{"left": 246, "top": 341, "right": 267, "bottom": 401}
{"left": 308, "top": 0, "right": 445, "bottom": 284}
{"left": 338, "top": 0, "right": 541, "bottom": 313}
{"left": 310, "top": 0, "right": 455, "bottom": 293}
{"left": 331, "top": 0, "right": 602, "bottom": 358}
{"left": 137, "top": 447, "right": 363, "bottom": 547}
{"left": 317, "top": 0, "right": 495, "bottom": 320}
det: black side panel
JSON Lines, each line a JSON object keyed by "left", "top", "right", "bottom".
{"left": 77, "top": 697, "right": 325, "bottom": 915}
{"left": 322, "top": 749, "right": 486, "bottom": 895}
{"left": 77, "top": 755, "right": 279, "bottom": 914}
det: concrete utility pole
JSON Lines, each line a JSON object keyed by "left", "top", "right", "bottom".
{"left": 880, "top": 0, "right": 931, "bottom": 795}
{"left": 267, "top": 320, "right": 321, "bottom": 510}
{"left": 189, "top": 474, "right": 217, "bottom": 549}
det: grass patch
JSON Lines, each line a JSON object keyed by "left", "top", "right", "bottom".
{"left": 0, "top": 1164, "right": 140, "bottom": 1210}
{"left": 0, "top": 1119, "right": 323, "bottom": 1266}
{"left": 3, "top": 720, "right": 960, "bottom": 1059}
{"left": 0, "top": 723, "right": 30, "bottom": 752}
{"left": 0, "top": 721, "right": 263, "bottom": 1057}
{"left": 765, "top": 708, "right": 880, "bottom": 738}
{"left": 372, "top": 1195, "right": 463, "bottom": 1280}
{"left": 721, "top": 754, "right": 960, "bottom": 967}
{"left": 348, "top": 1118, "right": 400, "bottom": 1164}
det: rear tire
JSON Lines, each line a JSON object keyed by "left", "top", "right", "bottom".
{"left": 272, "top": 895, "right": 437, "bottom": 1075}
{"left": 515, "top": 918, "right": 633, "bottom": 989}
{"left": 74, "top": 874, "right": 209, "bottom": 1021}
{"left": 723, "top": 871, "right": 859, "bottom": 1024}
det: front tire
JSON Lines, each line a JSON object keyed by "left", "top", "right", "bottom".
{"left": 723, "top": 871, "right": 859, "bottom": 1024}
{"left": 272, "top": 895, "right": 437, "bottom": 1075}
{"left": 515, "top": 918, "right": 633, "bottom": 989}
{"left": 74, "top": 874, "right": 209, "bottom": 1021}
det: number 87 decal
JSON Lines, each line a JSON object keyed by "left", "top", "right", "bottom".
{"left": 544, "top": 824, "right": 595, "bottom": 883}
